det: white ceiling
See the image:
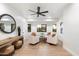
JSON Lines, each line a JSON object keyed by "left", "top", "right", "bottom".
{"left": 5, "top": 3, "right": 70, "bottom": 22}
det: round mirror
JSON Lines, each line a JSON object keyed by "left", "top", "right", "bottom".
{"left": 0, "top": 14, "right": 16, "bottom": 33}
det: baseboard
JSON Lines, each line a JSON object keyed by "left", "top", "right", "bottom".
{"left": 63, "top": 45, "right": 78, "bottom": 56}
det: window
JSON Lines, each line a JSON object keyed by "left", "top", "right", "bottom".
{"left": 52, "top": 24, "right": 57, "bottom": 32}
{"left": 28, "top": 24, "right": 31, "bottom": 32}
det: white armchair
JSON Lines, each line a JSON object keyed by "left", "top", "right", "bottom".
{"left": 46, "top": 33, "right": 58, "bottom": 45}
{"left": 28, "top": 32, "right": 39, "bottom": 45}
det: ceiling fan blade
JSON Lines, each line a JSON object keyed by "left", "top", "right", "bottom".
{"left": 40, "top": 11, "right": 48, "bottom": 13}
{"left": 39, "top": 13, "right": 46, "bottom": 16}
{"left": 31, "top": 14, "right": 36, "bottom": 15}
{"left": 28, "top": 9, "right": 36, "bottom": 13}
{"left": 37, "top": 6, "right": 40, "bottom": 13}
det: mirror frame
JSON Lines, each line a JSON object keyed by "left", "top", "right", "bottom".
{"left": 0, "top": 14, "right": 16, "bottom": 34}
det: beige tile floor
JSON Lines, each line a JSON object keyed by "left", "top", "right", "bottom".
{"left": 14, "top": 40, "right": 72, "bottom": 56}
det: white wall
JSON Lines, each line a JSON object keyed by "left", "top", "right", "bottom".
{"left": 59, "top": 4, "right": 79, "bottom": 55}
{"left": 0, "top": 4, "right": 28, "bottom": 40}
{"left": 57, "top": 20, "right": 64, "bottom": 41}
{"left": 0, "top": 3, "right": 55, "bottom": 41}
{"left": 0, "top": 4, "right": 17, "bottom": 40}
{"left": 15, "top": 16, "right": 28, "bottom": 40}
{"left": 27, "top": 21, "right": 55, "bottom": 36}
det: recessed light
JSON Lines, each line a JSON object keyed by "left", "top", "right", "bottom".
{"left": 27, "top": 19, "right": 34, "bottom": 21}
{"left": 46, "top": 19, "right": 54, "bottom": 21}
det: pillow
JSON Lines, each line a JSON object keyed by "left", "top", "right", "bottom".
{"left": 47, "top": 32, "right": 51, "bottom": 36}
{"left": 31, "top": 32, "right": 36, "bottom": 36}
{"left": 52, "top": 34, "right": 56, "bottom": 37}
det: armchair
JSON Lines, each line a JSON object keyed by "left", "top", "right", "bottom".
{"left": 46, "top": 32, "right": 58, "bottom": 45}
{"left": 29, "top": 32, "right": 39, "bottom": 45}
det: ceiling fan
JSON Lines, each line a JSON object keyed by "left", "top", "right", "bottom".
{"left": 29, "top": 6, "right": 48, "bottom": 17}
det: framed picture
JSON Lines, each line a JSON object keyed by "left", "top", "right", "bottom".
{"left": 60, "top": 27, "right": 63, "bottom": 34}
{"left": 37, "top": 24, "right": 47, "bottom": 32}
{"left": 60, "top": 22, "right": 63, "bottom": 26}
{"left": 60, "top": 22, "right": 63, "bottom": 34}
